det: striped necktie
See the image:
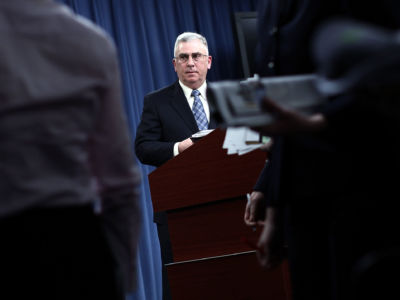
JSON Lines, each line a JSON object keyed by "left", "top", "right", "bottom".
{"left": 191, "top": 89, "right": 208, "bottom": 130}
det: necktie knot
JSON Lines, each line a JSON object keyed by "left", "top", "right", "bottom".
{"left": 191, "top": 89, "right": 200, "bottom": 97}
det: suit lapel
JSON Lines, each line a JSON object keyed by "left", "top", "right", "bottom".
{"left": 169, "top": 81, "right": 219, "bottom": 131}
{"left": 169, "top": 81, "right": 199, "bottom": 133}
{"left": 208, "top": 116, "right": 217, "bottom": 129}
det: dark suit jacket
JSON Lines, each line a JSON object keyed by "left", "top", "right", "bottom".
{"left": 253, "top": 0, "right": 345, "bottom": 205}
{"left": 135, "top": 80, "right": 217, "bottom": 167}
{"left": 254, "top": 0, "right": 344, "bottom": 77}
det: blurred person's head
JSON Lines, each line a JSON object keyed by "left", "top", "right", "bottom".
{"left": 344, "top": 0, "right": 400, "bottom": 30}
{"left": 312, "top": 19, "right": 400, "bottom": 96}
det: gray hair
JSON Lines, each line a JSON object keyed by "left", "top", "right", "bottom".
{"left": 173, "top": 32, "right": 209, "bottom": 57}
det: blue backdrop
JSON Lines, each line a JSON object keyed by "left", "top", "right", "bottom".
{"left": 57, "top": 1, "right": 258, "bottom": 299}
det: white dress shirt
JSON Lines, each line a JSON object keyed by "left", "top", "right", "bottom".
{"left": 173, "top": 81, "right": 210, "bottom": 156}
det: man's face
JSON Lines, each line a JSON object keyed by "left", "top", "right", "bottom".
{"left": 173, "top": 39, "right": 212, "bottom": 90}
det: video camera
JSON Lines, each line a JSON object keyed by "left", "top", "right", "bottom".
{"left": 207, "top": 73, "right": 326, "bottom": 128}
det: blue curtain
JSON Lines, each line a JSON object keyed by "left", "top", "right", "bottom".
{"left": 57, "top": 1, "right": 258, "bottom": 299}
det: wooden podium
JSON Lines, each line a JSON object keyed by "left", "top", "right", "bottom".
{"left": 148, "top": 129, "right": 291, "bottom": 300}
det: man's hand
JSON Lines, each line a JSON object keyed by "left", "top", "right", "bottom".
{"left": 256, "top": 207, "right": 285, "bottom": 269}
{"left": 244, "top": 191, "right": 266, "bottom": 226}
{"left": 259, "top": 138, "right": 274, "bottom": 152}
{"left": 178, "top": 137, "right": 194, "bottom": 153}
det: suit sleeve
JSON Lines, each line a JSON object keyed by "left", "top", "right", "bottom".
{"left": 135, "top": 95, "right": 175, "bottom": 167}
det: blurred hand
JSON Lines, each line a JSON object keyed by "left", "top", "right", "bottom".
{"left": 178, "top": 137, "right": 194, "bottom": 153}
{"left": 256, "top": 207, "right": 285, "bottom": 269}
{"left": 252, "top": 97, "right": 327, "bottom": 136}
{"left": 244, "top": 191, "right": 266, "bottom": 226}
{"left": 259, "top": 138, "right": 274, "bottom": 152}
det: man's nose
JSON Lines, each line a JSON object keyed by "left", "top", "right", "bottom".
{"left": 187, "top": 55, "right": 195, "bottom": 65}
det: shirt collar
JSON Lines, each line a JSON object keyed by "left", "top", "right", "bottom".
{"left": 178, "top": 81, "right": 208, "bottom": 100}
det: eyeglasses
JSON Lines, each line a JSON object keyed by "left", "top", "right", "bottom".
{"left": 175, "top": 52, "right": 208, "bottom": 63}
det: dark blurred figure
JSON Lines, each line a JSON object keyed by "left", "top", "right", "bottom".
{"left": 0, "top": 0, "right": 140, "bottom": 299}
{"left": 254, "top": 7, "right": 400, "bottom": 300}
{"left": 243, "top": 3, "right": 347, "bottom": 298}
{"left": 244, "top": 0, "right": 344, "bottom": 227}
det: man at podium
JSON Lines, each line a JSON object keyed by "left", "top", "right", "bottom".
{"left": 135, "top": 32, "right": 218, "bottom": 168}
{"left": 135, "top": 32, "right": 218, "bottom": 300}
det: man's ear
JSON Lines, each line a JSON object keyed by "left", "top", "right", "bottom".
{"left": 172, "top": 58, "right": 177, "bottom": 71}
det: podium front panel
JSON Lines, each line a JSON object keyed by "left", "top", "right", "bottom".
{"left": 167, "top": 196, "right": 260, "bottom": 262}
{"left": 149, "top": 129, "right": 267, "bottom": 212}
{"left": 167, "top": 252, "right": 292, "bottom": 300}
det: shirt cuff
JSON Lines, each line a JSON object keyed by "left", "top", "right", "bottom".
{"left": 173, "top": 142, "right": 180, "bottom": 157}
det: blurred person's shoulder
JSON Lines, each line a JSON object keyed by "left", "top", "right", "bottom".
{"left": 52, "top": 2, "right": 117, "bottom": 55}
{"left": 45, "top": 1, "right": 119, "bottom": 78}
{"left": 1, "top": 0, "right": 118, "bottom": 64}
